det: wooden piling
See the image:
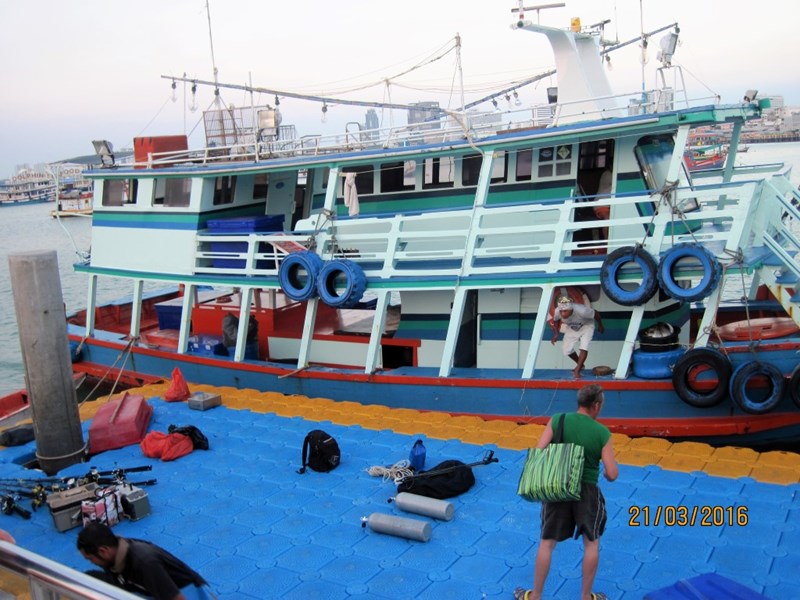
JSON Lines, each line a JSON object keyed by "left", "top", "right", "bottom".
{"left": 8, "top": 251, "right": 85, "bottom": 475}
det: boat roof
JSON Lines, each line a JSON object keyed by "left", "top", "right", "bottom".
{"left": 0, "top": 385, "right": 796, "bottom": 599}
{"left": 84, "top": 103, "right": 759, "bottom": 181}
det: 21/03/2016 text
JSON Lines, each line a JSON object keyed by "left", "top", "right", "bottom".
{"left": 628, "top": 505, "right": 748, "bottom": 527}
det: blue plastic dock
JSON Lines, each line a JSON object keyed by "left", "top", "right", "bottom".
{"left": 0, "top": 387, "right": 797, "bottom": 599}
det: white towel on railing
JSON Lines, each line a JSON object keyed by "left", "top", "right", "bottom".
{"left": 344, "top": 172, "right": 360, "bottom": 217}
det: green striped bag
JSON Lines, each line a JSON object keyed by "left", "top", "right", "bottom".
{"left": 517, "top": 414, "right": 584, "bottom": 502}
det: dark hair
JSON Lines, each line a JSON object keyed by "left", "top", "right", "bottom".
{"left": 577, "top": 384, "right": 604, "bottom": 408}
{"left": 77, "top": 522, "right": 119, "bottom": 555}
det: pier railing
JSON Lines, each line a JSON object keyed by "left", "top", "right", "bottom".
{"left": 0, "top": 540, "right": 140, "bottom": 599}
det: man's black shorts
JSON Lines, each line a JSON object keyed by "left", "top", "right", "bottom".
{"left": 539, "top": 482, "right": 607, "bottom": 541}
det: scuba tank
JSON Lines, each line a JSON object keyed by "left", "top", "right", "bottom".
{"left": 389, "top": 492, "right": 454, "bottom": 521}
{"left": 361, "top": 513, "right": 431, "bottom": 542}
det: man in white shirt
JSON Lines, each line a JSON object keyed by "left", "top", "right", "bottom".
{"left": 550, "top": 296, "right": 604, "bottom": 378}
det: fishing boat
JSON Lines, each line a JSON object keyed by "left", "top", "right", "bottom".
{"left": 683, "top": 142, "right": 727, "bottom": 171}
{"left": 0, "top": 167, "right": 56, "bottom": 206}
{"left": 63, "top": 6, "right": 800, "bottom": 448}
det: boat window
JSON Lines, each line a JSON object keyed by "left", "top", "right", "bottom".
{"left": 253, "top": 173, "right": 268, "bottom": 200}
{"left": 213, "top": 176, "right": 236, "bottom": 205}
{"left": 634, "top": 135, "right": 699, "bottom": 212}
{"left": 153, "top": 177, "right": 191, "bottom": 207}
{"left": 380, "top": 161, "right": 416, "bottom": 193}
{"left": 538, "top": 145, "right": 572, "bottom": 178}
{"left": 101, "top": 179, "right": 137, "bottom": 206}
{"left": 516, "top": 149, "right": 533, "bottom": 181}
{"left": 461, "top": 152, "right": 508, "bottom": 187}
{"left": 341, "top": 165, "right": 374, "bottom": 196}
{"left": 422, "top": 156, "right": 455, "bottom": 189}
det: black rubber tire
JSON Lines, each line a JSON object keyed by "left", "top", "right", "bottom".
{"left": 790, "top": 364, "right": 800, "bottom": 410}
{"left": 729, "top": 361, "right": 785, "bottom": 415}
{"left": 671, "top": 347, "right": 732, "bottom": 408}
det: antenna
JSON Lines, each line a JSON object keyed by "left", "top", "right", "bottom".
{"left": 511, "top": 2, "right": 566, "bottom": 24}
{"left": 205, "top": 0, "right": 221, "bottom": 105}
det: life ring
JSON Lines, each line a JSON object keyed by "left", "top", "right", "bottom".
{"left": 671, "top": 347, "right": 731, "bottom": 408}
{"left": 547, "top": 286, "right": 591, "bottom": 326}
{"left": 657, "top": 243, "right": 721, "bottom": 302}
{"left": 600, "top": 246, "right": 658, "bottom": 306}
{"left": 279, "top": 251, "right": 324, "bottom": 301}
{"left": 789, "top": 364, "right": 800, "bottom": 409}
{"left": 729, "top": 361, "right": 784, "bottom": 415}
{"left": 632, "top": 346, "right": 685, "bottom": 379}
{"left": 638, "top": 322, "right": 681, "bottom": 353}
{"left": 316, "top": 259, "right": 367, "bottom": 308}
{"left": 716, "top": 317, "right": 799, "bottom": 342}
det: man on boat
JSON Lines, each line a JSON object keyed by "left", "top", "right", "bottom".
{"left": 77, "top": 522, "right": 209, "bottom": 600}
{"left": 515, "top": 383, "right": 618, "bottom": 600}
{"left": 550, "top": 296, "right": 604, "bottom": 379}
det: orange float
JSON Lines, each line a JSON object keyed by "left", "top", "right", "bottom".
{"left": 716, "top": 317, "right": 799, "bottom": 341}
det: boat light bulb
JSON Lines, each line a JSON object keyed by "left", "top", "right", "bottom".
{"left": 190, "top": 82, "right": 198, "bottom": 112}
{"left": 513, "top": 90, "right": 521, "bottom": 106}
{"left": 321, "top": 103, "right": 328, "bottom": 123}
{"left": 171, "top": 80, "right": 177, "bottom": 103}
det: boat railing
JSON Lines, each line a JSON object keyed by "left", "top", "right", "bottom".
{"left": 193, "top": 179, "right": 762, "bottom": 284}
{"left": 0, "top": 540, "right": 140, "bottom": 599}
{"left": 139, "top": 88, "right": 725, "bottom": 170}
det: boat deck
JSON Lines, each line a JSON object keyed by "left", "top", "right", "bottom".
{"left": 0, "top": 384, "right": 797, "bottom": 599}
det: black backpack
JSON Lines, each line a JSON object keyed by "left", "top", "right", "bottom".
{"left": 396, "top": 459, "right": 475, "bottom": 499}
{"left": 298, "top": 430, "right": 340, "bottom": 474}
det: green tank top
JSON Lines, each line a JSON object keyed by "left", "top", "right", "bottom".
{"left": 558, "top": 412, "right": 611, "bottom": 485}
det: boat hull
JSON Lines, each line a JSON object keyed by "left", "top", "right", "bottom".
{"left": 68, "top": 328, "right": 800, "bottom": 448}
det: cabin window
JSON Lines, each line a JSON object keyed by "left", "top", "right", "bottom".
{"left": 253, "top": 173, "right": 268, "bottom": 200}
{"left": 538, "top": 145, "right": 572, "bottom": 178}
{"left": 213, "top": 175, "right": 236, "bottom": 205}
{"left": 515, "top": 149, "right": 533, "bottom": 181}
{"left": 422, "top": 156, "right": 455, "bottom": 189}
{"left": 154, "top": 177, "right": 191, "bottom": 207}
{"left": 101, "top": 179, "right": 137, "bottom": 206}
{"left": 461, "top": 152, "right": 508, "bottom": 186}
{"left": 380, "top": 161, "right": 416, "bottom": 192}
{"left": 341, "top": 165, "right": 374, "bottom": 196}
{"left": 319, "top": 167, "right": 330, "bottom": 190}
{"left": 635, "top": 135, "right": 699, "bottom": 212}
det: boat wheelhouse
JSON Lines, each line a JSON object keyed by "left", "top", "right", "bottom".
{"left": 66, "top": 12, "right": 800, "bottom": 447}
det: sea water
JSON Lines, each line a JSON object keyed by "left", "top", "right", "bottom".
{"left": 0, "top": 143, "right": 798, "bottom": 397}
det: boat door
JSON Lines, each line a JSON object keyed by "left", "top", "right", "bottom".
{"left": 267, "top": 171, "right": 298, "bottom": 228}
{"left": 453, "top": 290, "right": 478, "bottom": 368}
{"left": 574, "top": 139, "right": 615, "bottom": 250}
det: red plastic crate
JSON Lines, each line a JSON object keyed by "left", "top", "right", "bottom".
{"left": 88, "top": 393, "right": 153, "bottom": 455}
{"left": 133, "top": 135, "right": 188, "bottom": 168}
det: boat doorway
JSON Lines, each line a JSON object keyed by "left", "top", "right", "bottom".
{"left": 453, "top": 289, "right": 478, "bottom": 368}
{"left": 573, "top": 139, "right": 615, "bottom": 252}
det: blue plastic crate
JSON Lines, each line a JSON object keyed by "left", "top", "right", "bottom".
{"left": 208, "top": 215, "right": 285, "bottom": 269}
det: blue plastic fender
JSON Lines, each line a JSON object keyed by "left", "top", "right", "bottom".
{"left": 657, "top": 243, "right": 721, "bottom": 302}
{"left": 600, "top": 246, "right": 659, "bottom": 306}
{"left": 632, "top": 346, "right": 685, "bottom": 379}
{"left": 316, "top": 259, "right": 367, "bottom": 308}
{"left": 729, "top": 361, "right": 784, "bottom": 415}
{"left": 279, "top": 251, "right": 324, "bottom": 301}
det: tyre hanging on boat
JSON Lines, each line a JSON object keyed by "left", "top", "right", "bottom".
{"left": 279, "top": 251, "right": 325, "bottom": 301}
{"left": 789, "top": 364, "right": 800, "bottom": 409}
{"left": 671, "top": 347, "right": 732, "bottom": 408}
{"left": 657, "top": 243, "right": 722, "bottom": 302}
{"left": 638, "top": 322, "right": 681, "bottom": 352}
{"left": 600, "top": 246, "right": 659, "bottom": 306}
{"left": 728, "top": 361, "right": 785, "bottom": 415}
{"left": 316, "top": 259, "right": 367, "bottom": 308}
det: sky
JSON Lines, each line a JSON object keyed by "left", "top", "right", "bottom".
{"left": 1, "top": 0, "right": 798, "bottom": 179}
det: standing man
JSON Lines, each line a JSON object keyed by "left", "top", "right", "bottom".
{"left": 550, "top": 295, "right": 604, "bottom": 378}
{"left": 77, "top": 522, "right": 210, "bottom": 600}
{"left": 514, "top": 384, "right": 618, "bottom": 600}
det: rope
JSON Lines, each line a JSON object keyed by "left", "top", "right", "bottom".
{"left": 366, "top": 460, "right": 414, "bottom": 484}
{"left": 77, "top": 337, "right": 138, "bottom": 406}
